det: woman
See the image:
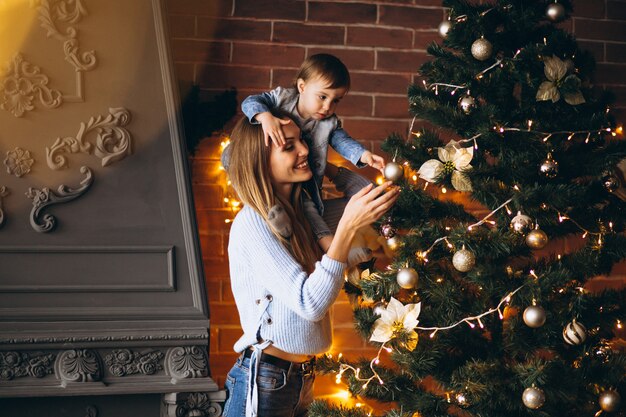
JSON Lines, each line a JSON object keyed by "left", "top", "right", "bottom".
{"left": 223, "top": 114, "right": 399, "bottom": 417}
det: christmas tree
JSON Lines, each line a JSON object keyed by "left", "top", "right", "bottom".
{"left": 311, "top": 1, "right": 626, "bottom": 416}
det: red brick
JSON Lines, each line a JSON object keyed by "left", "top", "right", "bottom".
{"left": 557, "top": 18, "right": 574, "bottom": 33}
{"left": 414, "top": 30, "right": 440, "bottom": 49}
{"left": 333, "top": 327, "right": 367, "bottom": 349}
{"left": 198, "top": 18, "right": 271, "bottom": 42}
{"left": 347, "top": 27, "right": 413, "bottom": 49}
{"left": 377, "top": 50, "right": 429, "bottom": 72}
{"left": 166, "top": 0, "right": 232, "bottom": 16}
{"left": 194, "top": 184, "right": 226, "bottom": 209}
{"left": 191, "top": 159, "right": 227, "bottom": 184}
{"left": 195, "top": 208, "right": 233, "bottom": 235}
{"left": 308, "top": 47, "right": 375, "bottom": 71}
{"left": 174, "top": 63, "right": 195, "bottom": 83}
{"left": 209, "top": 303, "right": 240, "bottom": 325}
{"left": 197, "top": 64, "right": 271, "bottom": 89}
{"left": 350, "top": 72, "right": 411, "bottom": 94}
{"left": 171, "top": 39, "right": 230, "bottom": 62}
{"left": 594, "top": 63, "right": 626, "bottom": 85}
{"left": 222, "top": 282, "right": 235, "bottom": 302}
{"left": 169, "top": 15, "right": 196, "bottom": 38}
{"left": 341, "top": 93, "right": 373, "bottom": 117}
{"left": 606, "top": 43, "right": 626, "bottom": 63}
{"left": 234, "top": 0, "right": 305, "bottom": 20}
{"left": 607, "top": 1, "right": 626, "bottom": 20}
{"left": 308, "top": 2, "right": 377, "bottom": 24}
{"left": 573, "top": 1, "right": 605, "bottom": 19}
{"left": 218, "top": 327, "right": 244, "bottom": 352}
{"left": 342, "top": 118, "right": 407, "bottom": 141}
{"left": 209, "top": 352, "right": 239, "bottom": 382}
{"left": 199, "top": 232, "right": 225, "bottom": 258}
{"left": 232, "top": 43, "right": 306, "bottom": 67}
{"left": 379, "top": 5, "right": 443, "bottom": 29}
{"left": 203, "top": 258, "right": 230, "bottom": 277}
{"left": 272, "top": 69, "right": 298, "bottom": 88}
{"left": 274, "top": 22, "right": 345, "bottom": 45}
{"left": 375, "top": 95, "right": 409, "bottom": 118}
{"left": 575, "top": 18, "right": 626, "bottom": 42}
{"left": 577, "top": 40, "right": 605, "bottom": 62}
{"left": 206, "top": 281, "right": 222, "bottom": 302}
{"left": 606, "top": 86, "right": 626, "bottom": 107}
{"left": 332, "top": 301, "right": 356, "bottom": 323}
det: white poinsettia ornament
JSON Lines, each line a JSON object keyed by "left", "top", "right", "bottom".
{"left": 370, "top": 297, "right": 421, "bottom": 351}
{"left": 418, "top": 140, "right": 473, "bottom": 191}
{"left": 536, "top": 55, "right": 585, "bottom": 105}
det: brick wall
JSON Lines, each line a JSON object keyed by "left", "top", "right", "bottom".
{"left": 166, "top": 0, "right": 626, "bottom": 400}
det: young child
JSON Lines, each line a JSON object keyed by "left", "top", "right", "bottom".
{"left": 241, "top": 53, "right": 386, "bottom": 261}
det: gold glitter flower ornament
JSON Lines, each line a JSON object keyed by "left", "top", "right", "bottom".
{"left": 418, "top": 140, "right": 473, "bottom": 191}
{"left": 536, "top": 55, "right": 585, "bottom": 105}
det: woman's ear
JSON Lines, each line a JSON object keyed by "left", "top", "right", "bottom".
{"left": 297, "top": 78, "right": 306, "bottom": 94}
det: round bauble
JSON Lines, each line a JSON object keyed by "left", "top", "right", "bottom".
{"left": 397, "top": 267, "right": 418, "bottom": 289}
{"left": 438, "top": 20, "right": 452, "bottom": 37}
{"left": 452, "top": 247, "right": 475, "bottom": 272}
{"left": 380, "top": 220, "right": 397, "bottom": 239}
{"left": 526, "top": 228, "right": 549, "bottom": 249}
{"left": 599, "top": 390, "right": 621, "bottom": 413}
{"left": 523, "top": 305, "right": 546, "bottom": 328}
{"left": 539, "top": 155, "right": 559, "bottom": 178}
{"left": 522, "top": 387, "right": 545, "bottom": 410}
{"left": 458, "top": 95, "right": 476, "bottom": 115}
{"left": 471, "top": 37, "right": 493, "bottom": 61}
{"left": 546, "top": 2, "right": 566, "bottom": 22}
{"left": 563, "top": 319, "right": 587, "bottom": 345}
{"left": 384, "top": 162, "right": 404, "bottom": 182}
{"left": 510, "top": 211, "right": 533, "bottom": 234}
{"left": 603, "top": 172, "right": 621, "bottom": 193}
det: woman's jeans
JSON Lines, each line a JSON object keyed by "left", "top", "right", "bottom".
{"left": 222, "top": 351, "right": 315, "bottom": 417}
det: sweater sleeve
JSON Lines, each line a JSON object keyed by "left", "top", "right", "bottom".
{"left": 241, "top": 87, "right": 283, "bottom": 124}
{"left": 231, "top": 207, "right": 346, "bottom": 322}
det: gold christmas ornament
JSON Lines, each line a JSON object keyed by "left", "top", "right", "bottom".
{"left": 384, "top": 161, "right": 404, "bottom": 182}
{"left": 546, "top": 2, "right": 566, "bottom": 22}
{"left": 523, "top": 305, "right": 546, "bottom": 328}
{"left": 387, "top": 236, "right": 401, "bottom": 251}
{"left": 510, "top": 211, "right": 533, "bottom": 234}
{"left": 539, "top": 153, "right": 559, "bottom": 178}
{"left": 452, "top": 246, "right": 475, "bottom": 272}
{"left": 522, "top": 387, "right": 546, "bottom": 409}
{"left": 471, "top": 37, "right": 493, "bottom": 61}
{"left": 526, "top": 226, "right": 549, "bottom": 249}
{"left": 599, "top": 390, "right": 621, "bottom": 413}
{"left": 397, "top": 267, "right": 418, "bottom": 289}
{"left": 438, "top": 20, "right": 452, "bottom": 37}
{"left": 458, "top": 94, "right": 476, "bottom": 114}
{"left": 562, "top": 319, "right": 587, "bottom": 345}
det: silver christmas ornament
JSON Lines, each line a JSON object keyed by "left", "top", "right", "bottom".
{"left": 471, "top": 37, "right": 493, "bottom": 61}
{"left": 603, "top": 172, "right": 621, "bottom": 193}
{"left": 546, "top": 2, "right": 566, "bottom": 22}
{"left": 380, "top": 220, "right": 397, "bottom": 239}
{"left": 522, "top": 387, "right": 546, "bottom": 410}
{"left": 510, "top": 211, "right": 533, "bottom": 234}
{"left": 438, "top": 20, "right": 452, "bottom": 37}
{"left": 563, "top": 319, "right": 587, "bottom": 345}
{"left": 452, "top": 246, "right": 475, "bottom": 272}
{"left": 523, "top": 305, "right": 546, "bottom": 328}
{"left": 539, "top": 154, "right": 559, "bottom": 178}
{"left": 599, "top": 390, "right": 621, "bottom": 413}
{"left": 384, "top": 161, "right": 404, "bottom": 182}
{"left": 526, "top": 227, "right": 549, "bottom": 249}
{"left": 458, "top": 95, "right": 476, "bottom": 115}
{"left": 397, "top": 267, "right": 418, "bottom": 289}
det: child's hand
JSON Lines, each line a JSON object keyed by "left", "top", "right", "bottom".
{"left": 360, "top": 151, "right": 385, "bottom": 173}
{"left": 255, "top": 112, "right": 292, "bottom": 147}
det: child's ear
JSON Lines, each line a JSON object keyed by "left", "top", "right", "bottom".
{"left": 296, "top": 78, "right": 306, "bottom": 93}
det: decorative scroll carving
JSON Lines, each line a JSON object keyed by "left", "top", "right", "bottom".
{"left": 0, "top": 351, "right": 56, "bottom": 380}
{"left": 56, "top": 349, "right": 102, "bottom": 383}
{"left": 0, "top": 54, "right": 62, "bottom": 117}
{"left": 84, "top": 405, "right": 98, "bottom": 417}
{"left": 165, "top": 347, "right": 209, "bottom": 380}
{"left": 25, "top": 165, "right": 94, "bottom": 233}
{"left": 162, "top": 392, "right": 223, "bottom": 417}
{"left": 46, "top": 108, "right": 132, "bottom": 170}
{"left": 104, "top": 349, "right": 164, "bottom": 377}
{"left": 0, "top": 333, "right": 209, "bottom": 345}
{"left": 0, "top": 186, "right": 8, "bottom": 228}
{"left": 4, "top": 148, "right": 35, "bottom": 177}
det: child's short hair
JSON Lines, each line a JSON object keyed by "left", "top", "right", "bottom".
{"left": 294, "top": 53, "right": 350, "bottom": 90}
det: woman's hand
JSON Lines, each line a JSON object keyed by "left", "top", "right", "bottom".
{"left": 327, "top": 182, "right": 399, "bottom": 263}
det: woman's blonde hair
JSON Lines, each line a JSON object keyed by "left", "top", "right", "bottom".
{"left": 226, "top": 115, "right": 321, "bottom": 273}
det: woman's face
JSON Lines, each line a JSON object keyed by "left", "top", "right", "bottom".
{"left": 269, "top": 120, "right": 312, "bottom": 191}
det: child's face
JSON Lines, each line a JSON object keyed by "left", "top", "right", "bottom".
{"left": 296, "top": 76, "right": 347, "bottom": 120}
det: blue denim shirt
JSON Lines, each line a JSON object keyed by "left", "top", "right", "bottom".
{"left": 241, "top": 87, "right": 367, "bottom": 214}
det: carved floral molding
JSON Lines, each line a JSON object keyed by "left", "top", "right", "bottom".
{"left": 165, "top": 346, "right": 209, "bottom": 381}
{"left": 0, "top": 351, "right": 56, "bottom": 380}
{"left": 104, "top": 349, "right": 164, "bottom": 377}
{"left": 4, "top": 147, "right": 35, "bottom": 177}
{"left": 46, "top": 107, "right": 132, "bottom": 170}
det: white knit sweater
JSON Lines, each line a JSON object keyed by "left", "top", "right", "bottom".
{"left": 228, "top": 205, "right": 346, "bottom": 355}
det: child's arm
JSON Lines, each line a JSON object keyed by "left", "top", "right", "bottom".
{"left": 241, "top": 88, "right": 290, "bottom": 146}
{"left": 329, "top": 126, "right": 385, "bottom": 174}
